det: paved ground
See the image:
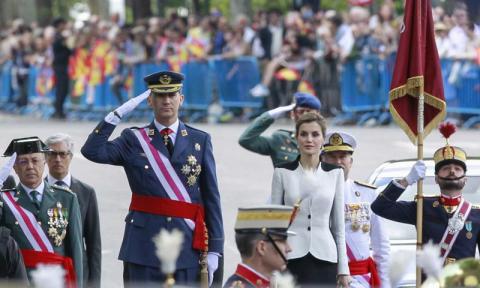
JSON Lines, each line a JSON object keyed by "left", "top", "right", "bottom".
{"left": 0, "top": 112, "right": 479, "bottom": 287}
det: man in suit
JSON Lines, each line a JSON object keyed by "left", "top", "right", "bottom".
{"left": 45, "top": 133, "right": 101, "bottom": 288}
{"left": 322, "top": 132, "right": 390, "bottom": 287}
{"left": 81, "top": 71, "right": 224, "bottom": 286}
{"left": 0, "top": 137, "right": 83, "bottom": 287}
{"left": 238, "top": 92, "right": 321, "bottom": 167}
{"left": 223, "top": 205, "right": 294, "bottom": 288}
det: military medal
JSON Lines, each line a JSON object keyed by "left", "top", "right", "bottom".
{"left": 195, "top": 143, "right": 201, "bottom": 151}
{"left": 351, "top": 222, "right": 360, "bottom": 231}
{"left": 433, "top": 201, "right": 439, "bottom": 207}
{"left": 181, "top": 155, "right": 201, "bottom": 186}
{"left": 362, "top": 224, "right": 370, "bottom": 233}
{"left": 48, "top": 203, "right": 69, "bottom": 246}
{"left": 466, "top": 221, "right": 473, "bottom": 239}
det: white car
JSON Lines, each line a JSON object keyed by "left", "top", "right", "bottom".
{"left": 367, "top": 158, "right": 480, "bottom": 287}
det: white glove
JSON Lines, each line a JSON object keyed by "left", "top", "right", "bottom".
{"left": 405, "top": 160, "right": 426, "bottom": 185}
{"left": 207, "top": 252, "right": 219, "bottom": 287}
{"left": 0, "top": 152, "right": 16, "bottom": 190}
{"left": 267, "top": 103, "right": 296, "bottom": 119}
{"left": 104, "top": 89, "right": 151, "bottom": 125}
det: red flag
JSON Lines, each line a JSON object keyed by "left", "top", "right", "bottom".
{"left": 389, "top": 0, "right": 446, "bottom": 144}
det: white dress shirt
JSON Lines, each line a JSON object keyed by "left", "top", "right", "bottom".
{"left": 21, "top": 181, "right": 45, "bottom": 202}
{"left": 154, "top": 118, "right": 179, "bottom": 144}
{"left": 47, "top": 173, "right": 72, "bottom": 188}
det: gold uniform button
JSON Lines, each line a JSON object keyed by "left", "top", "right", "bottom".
{"left": 15, "top": 221, "right": 19, "bottom": 225}
{"left": 145, "top": 165, "right": 149, "bottom": 169}
{"left": 130, "top": 219, "right": 134, "bottom": 223}
{"left": 95, "top": 129, "right": 100, "bottom": 134}
{"left": 284, "top": 156, "right": 288, "bottom": 160}
{"left": 166, "top": 217, "right": 172, "bottom": 222}
{"left": 38, "top": 221, "right": 42, "bottom": 225}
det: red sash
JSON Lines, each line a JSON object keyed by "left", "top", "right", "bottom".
{"left": 21, "top": 249, "right": 77, "bottom": 288}
{"left": 348, "top": 257, "right": 380, "bottom": 287}
{"left": 129, "top": 193, "right": 208, "bottom": 251}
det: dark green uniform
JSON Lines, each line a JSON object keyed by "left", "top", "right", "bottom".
{"left": 238, "top": 112, "right": 298, "bottom": 167}
{"left": 0, "top": 182, "right": 83, "bottom": 287}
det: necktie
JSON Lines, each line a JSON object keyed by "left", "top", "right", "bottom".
{"left": 160, "top": 128, "right": 174, "bottom": 156}
{"left": 55, "top": 180, "right": 67, "bottom": 187}
{"left": 30, "top": 190, "right": 41, "bottom": 209}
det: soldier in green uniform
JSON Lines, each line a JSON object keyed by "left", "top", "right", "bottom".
{"left": 238, "top": 92, "right": 321, "bottom": 167}
{"left": 0, "top": 137, "right": 83, "bottom": 287}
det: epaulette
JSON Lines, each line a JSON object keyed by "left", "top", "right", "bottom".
{"left": 50, "top": 184, "right": 73, "bottom": 194}
{"left": 471, "top": 204, "right": 480, "bottom": 209}
{"left": 183, "top": 123, "right": 205, "bottom": 134}
{"left": 354, "top": 180, "right": 376, "bottom": 189}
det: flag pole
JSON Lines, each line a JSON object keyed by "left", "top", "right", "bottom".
{"left": 416, "top": 90, "right": 425, "bottom": 287}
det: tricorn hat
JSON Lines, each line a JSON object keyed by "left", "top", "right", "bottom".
{"left": 3, "top": 137, "right": 51, "bottom": 157}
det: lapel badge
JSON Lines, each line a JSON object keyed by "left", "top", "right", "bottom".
{"left": 195, "top": 143, "right": 201, "bottom": 151}
{"left": 148, "top": 129, "right": 155, "bottom": 136}
{"left": 181, "top": 155, "right": 202, "bottom": 186}
{"left": 181, "top": 129, "right": 188, "bottom": 136}
{"left": 355, "top": 191, "right": 361, "bottom": 197}
{"left": 433, "top": 200, "right": 440, "bottom": 208}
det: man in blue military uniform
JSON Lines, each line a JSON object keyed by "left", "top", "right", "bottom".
{"left": 371, "top": 138, "right": 480, "bottom": 267}
{"left": 224, "top": 205, "right": 294, "bottom": 288}
{"left": 238, "top": 92, "right": 321, "bottom": 167}
{"left": 81, "top": 71, "right": 224, "bottom": 286}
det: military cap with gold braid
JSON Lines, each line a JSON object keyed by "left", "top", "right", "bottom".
{"left": 3, "top": 136, "right": 51, "bottom": 157}
{"left": 433, "top": 122, "right": 467, "bottom": 173}
{"left": 235, "top": 205, "right": 296, "bottom": 238}
{"left": 323, "top": 131, "right": 357, "bottom": 154}
{"left": 144, "top": 71, "right": 184, "bottom": 93}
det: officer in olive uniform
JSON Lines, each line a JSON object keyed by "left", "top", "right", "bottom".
{"left": 322, "top": 132, "right": 390, "bottom": 288}
{"left": 372, "top": 137, "right": 480, "bottom": 267}
{"left": 0, "top": 137, "right": 83, "bottom": 287}
{"left": 238, "top": 92, "right": 321, "bottom": 167}
{"left": 223, "top": 205, "right": 294, "bottom": 288}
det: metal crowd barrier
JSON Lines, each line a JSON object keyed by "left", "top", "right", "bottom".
{"left": 0, "top": 56, "right": 262, "bottom": 122}
{"left": 336, "top": 55, "right": 480, "bottom": 128}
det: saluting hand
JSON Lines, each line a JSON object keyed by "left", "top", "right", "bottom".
{"left": 104, "top": 89, "right": 151, "bottom": 125}
{"left": 267, "top": 103, "right": 296, "bottom": 119}
{"left": 0, "top": 152, "right": 16, "bottom": 189}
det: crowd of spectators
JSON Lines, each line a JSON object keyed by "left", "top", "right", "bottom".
{"left": 0, "top": 1, "right": 479, "bottom": 120}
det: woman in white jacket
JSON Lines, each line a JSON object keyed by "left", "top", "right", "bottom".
{"left": 271, "top": 113, "right": 350, "bottom": 287}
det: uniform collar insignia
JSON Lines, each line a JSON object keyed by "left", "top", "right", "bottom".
{"left": 148, "top": 129, "right": 155, "bottom": 136}
{"left": 181, "top": 129, "right": 188, "bottom": 136}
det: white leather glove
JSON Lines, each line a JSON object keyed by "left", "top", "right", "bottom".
{"left": 267, "top": 103, "right": 296, "bottom": 119}
{"left": 207, "top": 252, "right": 219, "bottom": 287}
{"left": 105, "top": 89, "right": 151, "bottom": 125}
{"left": 405, "top": 160, "right": 426, "bottom": 185}
{"left": 0, "top": 152, "right": 16, "bottom": 190}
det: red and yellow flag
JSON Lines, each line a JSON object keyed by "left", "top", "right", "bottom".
{"left": 389, "top": 0, "right": 446, "bottom": 144}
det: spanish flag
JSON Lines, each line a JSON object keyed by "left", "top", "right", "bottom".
{"left": 274, "top": 68, "right": 301, "bottom": 81}
{"left": 389, "top": 0, "right": 446, "bottom": 144}
{"left": 297, "top": 80, "right": 315, "bottom": 95}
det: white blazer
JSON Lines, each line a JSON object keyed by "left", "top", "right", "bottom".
{"left": 271, "top": 160, "right": 349, "bottom": 276}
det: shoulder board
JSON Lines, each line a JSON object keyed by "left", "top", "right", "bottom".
{"left": 0, "top": 188, "right": 16, "bottom": 193}
{"left": 471, "top": 204, "right": 480, "bottom": 209}
{"left": 50, "top": 184, "right": 73, "bottom": 193}
{"left": 354, "top": 180, "right": 376, "bottom": 189}
{"left": 183, "top": 124, "right": 206, "bottom": 134}
{"left": 129, "top": 126, "right": 144, "bottom": 130}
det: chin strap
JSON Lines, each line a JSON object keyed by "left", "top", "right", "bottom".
{"left": 265, "top": 233, "right": 289, "bottom": 265}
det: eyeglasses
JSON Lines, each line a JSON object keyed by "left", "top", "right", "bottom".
{"left": 16, "top": 158, "right": 45, "bottom": 167}
{"left": 46, "top": 151, "right": 72, "bottom": 159}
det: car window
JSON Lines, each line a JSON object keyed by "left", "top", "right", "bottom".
{"left": 374, "top": 175, "right": 480, "bottom": 241}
